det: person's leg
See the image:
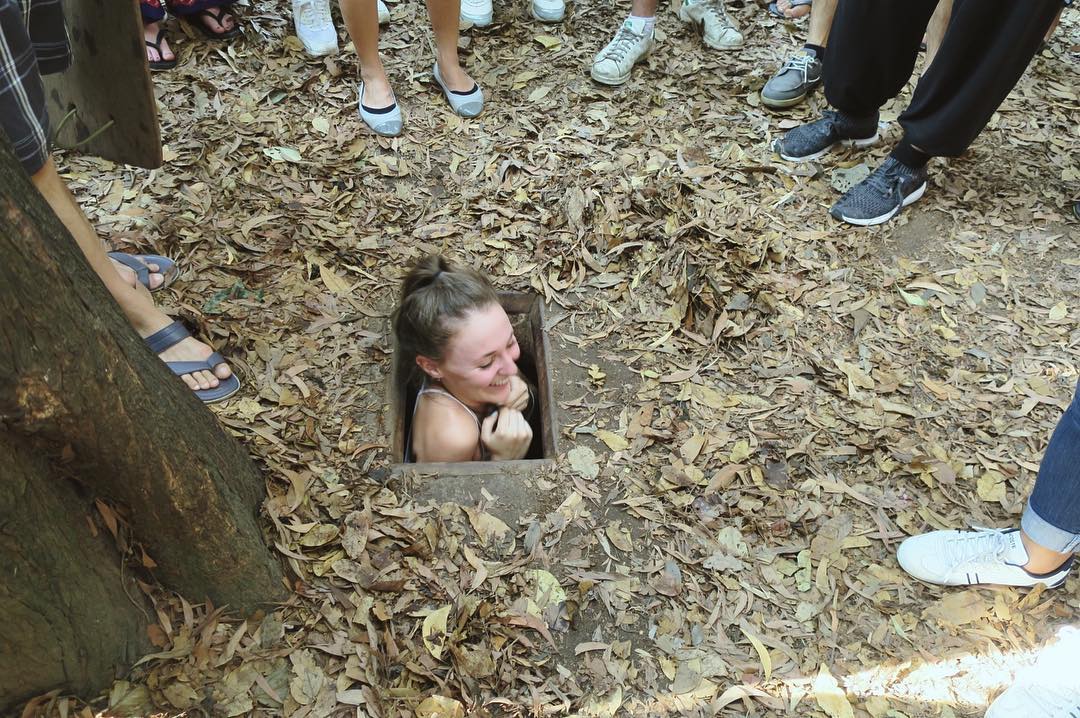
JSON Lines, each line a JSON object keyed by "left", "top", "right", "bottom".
{"left": 166, "top": 0, "right": 239, "bottom": 36}
{"left": 805, "top": 0, "right": 837, "bottom": 51}
{"left": 30, "top": 159, "right": 230, "bottom": 392}
{"left": 892, "top": 0, "right": 1060, "bottom": 168}
{"left": 426, "top": 0, "right": 476, "bottom": 93}
{"left": 896, "top": 382, "right": 1080, "bottom": 588}
{"left": 340, "top": 0, "right": 393, "bottom": 108}
{"left": 1021, "top": 383, "right": 1080, "bottom": 570}
{"left": 760, "top": 0, "right": 835, "bottom": 109}
{"left": 823, "top": 0, "right": 938, "bottom": 120}
{"left": 2, "top": 0, "right": 229, "bottom": 394}
{"left": 140, "top": 0, "right": 176, "bottom": 68}
{"left": 631, "top": 0, "right": 658, "bottom": 20}
{"left": 923, "top": 0, "right": 952, "bottom": 68}
{"left": 590, "top": 0, "right": 658, "bottom": 86}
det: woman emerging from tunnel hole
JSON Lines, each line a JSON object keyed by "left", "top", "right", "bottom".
{"left": 395, "top": 254, "right": 534, "bottom": 462}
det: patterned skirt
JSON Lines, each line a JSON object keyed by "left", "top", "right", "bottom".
{"left": 140, "top": 0, "right": 237, "bottom": 22}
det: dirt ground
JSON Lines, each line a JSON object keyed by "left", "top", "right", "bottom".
{"left": 25, "top": 1, "right": 1080, "bottom": 716}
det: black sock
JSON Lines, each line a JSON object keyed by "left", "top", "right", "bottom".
{"left": 803, "top": 43, "right": 825, "bottom": 61}
{"left": 891, "top": 137, "right": 931, "bottom": 170}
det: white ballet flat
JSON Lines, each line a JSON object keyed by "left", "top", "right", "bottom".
{"left": 357, "top": 82, "right": 402, "bottom": 137}
{"left": 432, "top": 63, "right": 483, "bottom": 118}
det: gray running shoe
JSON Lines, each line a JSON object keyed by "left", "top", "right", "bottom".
{"left": 761, "top": 49, "right": 822, "bottom": 108}
{"left": 772, "top": 110, "right": 878, "bottom": 162}
{"left": 829, "top": 156, "right": 928, "bottom": 226}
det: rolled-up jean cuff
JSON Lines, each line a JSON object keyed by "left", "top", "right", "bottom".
{"left": 1021, "top": 502, "right": 1080, "bottom": 554}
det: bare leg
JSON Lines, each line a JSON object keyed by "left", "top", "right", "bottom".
{"left": 806, "top": 0, "right": 838, "bottom": 47}
{"left": 30, "top": 158, "right": 229, "bottom": 391}
{"left": 143, "top": 21, "right": 175, "bottom": 64}
{"left": 340, "top": 0, "right": 395, "bottom": 108}
{"left": 137, "top": 0, "right": 176, "bottom": 68}
{"left": 630, "top": 0, "right": 658, "bottom": 16}
{"left": 1021, "top": 531, "right": 1073, "bottom": 574}
{"left": 924, "top": 0, "right": 952, "bottom": 67}
{"left": 426, "top": 0, "right": 476, "bottom": 92}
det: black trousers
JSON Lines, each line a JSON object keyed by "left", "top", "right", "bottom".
{"left": 823, "top": 0, "right": 1061, "bottom": 163}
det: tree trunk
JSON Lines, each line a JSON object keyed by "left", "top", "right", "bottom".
{"left": 0, "top": 144, "right": 284, "bottom": 621}
{"left": 0, "top": 433, "right": 150, "bottom": 711}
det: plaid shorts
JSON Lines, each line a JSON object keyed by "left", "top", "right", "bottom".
{"left": 0, "top": 0, "right": 70, "bottom": 175}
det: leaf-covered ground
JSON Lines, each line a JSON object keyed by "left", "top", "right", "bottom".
{"left": 32, "top": 1, "right": 1080, "bottom": 716}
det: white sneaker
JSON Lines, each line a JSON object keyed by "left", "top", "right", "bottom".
{"left": 896, "top": 527, "right": 1073, "bottom": 588}
{"left": 590, "top": 20, "right": 653, "bottom": 86}
{"left": 460, "top": 0, "right": 493, "bottom": 26}
{"left": 292, "top": 0, "right": 338, "bottom": 57}
{"left": 986, "top": 626, "right": 1080, "bottom": 718}
{"left": 677, "top": 0, "right": 743, "bottom": 50}
{"left": 531, "top": 0, "right": 564, "bottom": 22}
{"left": 377, "top": 0, "right": 390, "bottom": 24}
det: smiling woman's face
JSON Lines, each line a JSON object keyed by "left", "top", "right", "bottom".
{"left": 419, "top": 302, "right": 520, "bottom": 410}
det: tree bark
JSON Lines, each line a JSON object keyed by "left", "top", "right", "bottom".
{"left": 0, "top": 433, "right": 150, "bottom": 711}
{"left": 0, "top": 143, "right": 284, "bottom": 618}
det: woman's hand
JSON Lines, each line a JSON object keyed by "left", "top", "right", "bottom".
{"left": 481, "top": 407, "right": 533, "bottom": 461}
{"left": 502, "top": 374, "right": 531, "bottom": 413}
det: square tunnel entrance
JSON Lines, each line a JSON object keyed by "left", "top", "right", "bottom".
{"left": 390, "top": 292, "right": 558, "bottom": 474}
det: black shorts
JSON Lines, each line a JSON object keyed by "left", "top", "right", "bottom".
{"left": 0, "top": 0, "right": 71, "bottom": 175}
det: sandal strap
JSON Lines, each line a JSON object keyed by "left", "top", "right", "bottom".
{"left": 108, "top": 252, "right": 150, "bottom": 286}
{"left": 144, "top": 320, "right": 191, "bottom": 355}
{"left": 200, "top": 6, "right": 230, "bottom": 21}
{"left": 166, "top": 353, "right": 227, "bottom": 377}
{"left": 148, "top": 25, "right": 167, "bottom": 48}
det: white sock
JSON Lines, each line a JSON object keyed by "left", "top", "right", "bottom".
{"left": 626, "top": 14, "right": 656, "bottom": 36}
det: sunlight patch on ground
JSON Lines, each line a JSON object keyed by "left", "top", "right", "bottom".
{"left": 619, "top": 647, "right": 1038, "bottom": 716}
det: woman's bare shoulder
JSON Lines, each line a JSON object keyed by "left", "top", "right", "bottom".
{"left": 413, "top": 394, "right": 481, "bottom": 462}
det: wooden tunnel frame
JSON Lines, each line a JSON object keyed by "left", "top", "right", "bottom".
{"left": 390, "top": 292, "right": 558, "bottom": 475}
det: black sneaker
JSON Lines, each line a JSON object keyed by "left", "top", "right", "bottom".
{"left": 829, "top": 156, "right": 928, "bottom": 226}
{"left": 772, "top": 110, "right": 879, "bottom": 162}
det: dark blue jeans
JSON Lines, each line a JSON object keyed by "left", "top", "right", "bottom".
{"left": 1023, "top": 382, "right": 1080, "bottom": 553}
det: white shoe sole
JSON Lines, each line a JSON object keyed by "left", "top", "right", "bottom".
{"left": 460, "top": 9, "right": 493, "bottom": 25}
{"left": 590, "top": 43, "right": 652, "bottom": 86}
{"left": 760, "top": 82, "right": 817, "bottom": 109}
{"left": 703, "top": 37, "right": 744, "bottom": 50}
{"left": 530, "top": 4, "right": 564, "bottom": 21}
{"left": 835, "top": 182, "right": 927, "bottom": 227}
{"left": 777, "top": 132, "right": 878, "bottom": 162}
{"left": 301, "top": 39, "right": 339, "bottom": 57}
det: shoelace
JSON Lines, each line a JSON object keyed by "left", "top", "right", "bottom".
{"left": 599, "top": 24, "right": 644, "bottom": 62}
{"left": 859, "top": 159, "right": 909, "bottom": 200}
{"left": 297, "top": 0, "right": 332, "bottom": 26}
{"left": 780, "top": 52, "right": 816, "bottom": 81}
{"left": 700, "top": 0, "right": 735, "bottom": 28}
{"left": 941, "top": 527, "right": 1013, "bottom": 569}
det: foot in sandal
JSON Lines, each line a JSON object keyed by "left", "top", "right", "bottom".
{"left": 144, "top": 21, "right": 177, "bottom": 70}
{"left": 768, "top": 0, "right": 811, "bottom": 19}
{"left": 141, "top": 315, "right": 240, "bottom": 404}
